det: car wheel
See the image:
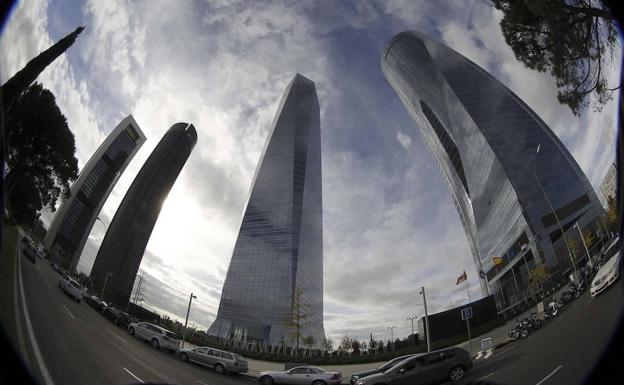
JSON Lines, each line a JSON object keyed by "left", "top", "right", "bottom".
{"left": 215, "top": 363, "right": 225, "bottom": 374}
{"left": 151, "top": 338, "right": 160, "bottom": 349}
{"left": 260, "top": 375, "right": 274, "bottom": 385}
{"left": 312, "top": 380, "right": 326, "bottom": 385}
{"left": 448, "top": 366, "right": 465, "bottom": 382}
{"left": 180, "top": 352, "right": 189, "bottom": 362}
{"left": 129, "top": 327, "right": 135, "bottom": 336}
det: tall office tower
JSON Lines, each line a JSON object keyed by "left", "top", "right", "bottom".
{"left": 382, "top": 31, "right": 603, "bottom": 312}
{"left": 90, "top": 123, "right": 197, "bottom": 307}
{"left": 600, "top": 162, "right": 617, "bottom": 204}
{"left": 44, "top": 115, "right": 146, "bottom": 271}
{"left": 208, "top": 74, "right": 326, "bottom": 346}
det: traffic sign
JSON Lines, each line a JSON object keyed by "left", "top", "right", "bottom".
{"left": 461, "top": 307, "right": 473, "bottom": 320}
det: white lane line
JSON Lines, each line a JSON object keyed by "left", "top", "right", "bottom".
{"left": 196, "top": 381, "right": 209, "bottom": 385}
{"left": 62, "top": 305, "right": 75, "bottom": 320}
{"left": 478, "top": 372, "right": 495, "bottom": 380}
{"left": 109, "top": 329, "right": 127, "bottom": 343}
{"left": 13, "top": 238, "right": 28, "bottom": 360}
{"left": 535, "top": 365, "right": 563, "bottom": 385}
{"left": 17, "top": 242, "right": 56, "bottom": 385}
{"left": 122, "top": 367, "right": 144, "bottom": 383}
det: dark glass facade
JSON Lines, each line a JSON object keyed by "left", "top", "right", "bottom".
{"left": 382, "top": 31, "right": 603, "bottom": 310}
{"left": 208, "top": 74, "right": 325, "bottom": 346}
{"left": 44, "top": 116, "right": 146, "bottom": 271}
{"left": 90, "top": 123, "right": 197, "bottom": 307}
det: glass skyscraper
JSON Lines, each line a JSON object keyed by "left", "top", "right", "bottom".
{"left": 382, "top": 31, "right": 603, "bottom": 312}
{"left": 90, "top": 122, "right": 197, "bottom": 307}
{"left": 208, "top": 74, "right": 326, "bottom": 346}
{"left": 44, "top": 115, "right": 146, "bottom": 272}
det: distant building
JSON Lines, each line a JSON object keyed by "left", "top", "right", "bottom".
{"left": 44, "top": 116, "right": 146, "bottom": 271}
{"left": 90, "top": 123, "right": 197, "bottom": 307}
{"left": 208, "top": 74, "right": 326, "bottom": 346}
{"left": 600, "top": 162, "right": 617, "bottom": 204}
{"left": 382, "top": 31, "right": 603, "bottom": 314}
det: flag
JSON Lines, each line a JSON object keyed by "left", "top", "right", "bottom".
{"left": 456, "top": 270, "right": 467, "bottom": 285}
{"left": 493, "top": 256, "right": 503, "bottom": 265}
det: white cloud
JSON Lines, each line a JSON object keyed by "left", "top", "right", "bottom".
{"left": 395, "top": 130, "right": 412, "bottom": 149}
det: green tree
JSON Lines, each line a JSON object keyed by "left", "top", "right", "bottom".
{"left": 606, "top": 195, "right": 618, "bottom": 232}
{"left": 1, "top": 26, "right": 84, "bottom": 113}
{"left": 5, "top": 83, "right": 79, "bottom": 227}
{"left": 493, "top": 0, "right": 619, "bottom": 115}
{"left": 302, "top": 335, "right": 315, "bottom": 348}
{"left": 528, "top": 265, "right": 550, "bottom": 294}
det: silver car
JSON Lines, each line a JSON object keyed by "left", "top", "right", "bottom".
{"left": 355, "top": 348, "right": 472, "bottom": 385}
{"left": 259, "top": 366, "right": 342, "bottom": 385}
{"left": 178, "top": 347, "right": 248, "bottom": 374}
{"left": 128, "top": 322, "right": 181, "bottom": 352}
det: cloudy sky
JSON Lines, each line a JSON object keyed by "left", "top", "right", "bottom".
{"left": 1, "top": 0, "right": 620, "bottom": 343}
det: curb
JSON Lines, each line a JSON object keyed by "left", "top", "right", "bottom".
{"left": 494, "top": 338, "right": 514, "bottom": 349}
{"left": 240, "top": 373, "right": 258, "bottom": 381}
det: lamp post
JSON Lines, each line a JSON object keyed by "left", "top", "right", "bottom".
{"left": 100, "top": 272, "right": 112, "bottom": 301}
{"left": 387, "top": 325, "right": 396, "bottom": 350}
{"left": 419, "top": 286, "right": 431, "bottom": 352}
{"left": 181, "top": 292, "right": 197, "bottom": 348}
{"left": 407, "top": 315, "right": 418, "bottom": 346}
{"left": 534, "top": 144, "right": 579, "bottom": 283}
{"left": 574, "top": 222, "right": 593, "bottom": 268}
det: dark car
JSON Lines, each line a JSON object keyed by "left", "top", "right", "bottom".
{"left": 85, "top": 295, "right": 107, "bottom": 312}
{"left": 351, "top": 354, "right": 416, "bottom": 385}
{"left": 22, "top": 241, "right": 37, "bottom": 264}
{"left": 354, "top": 347, "right": 472, "bottom": 385}
{"left": 102, "top": 306, "right": 136, "bottom": 328}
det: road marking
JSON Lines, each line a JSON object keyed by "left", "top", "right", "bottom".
{"left": 109, "top": 329, "right": 127, "bottom": 343}
{"left": 478, "top": 373, "right": 495, "bottom": 380}
{"left": 122, "top": 367, "right": 144, "bottom": 383}
{"left": 586, "top": 298, "right": 595, "bottom": 306}
{"left": 535, "top": 365, "right": 563, "bottom": 385}
{"left": 17, "top": 241, "right": 56, "bottom": 385}
{"left": 62, "top": 304, "right": 75, "bottom": 319}
{"left": 196, "top": 381, "right": 209, "bottom": 385}
{"left": 13, "top": 238, "right": 28, "bottom": 360}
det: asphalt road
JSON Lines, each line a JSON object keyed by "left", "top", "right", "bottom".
{"left": 3, "top": 225, "right": 623, "bottom": 385}
{"left": 454, "top": 265, "right": 624, "bottom": 385}
{"left": 4, "top": 230, "right": 258, "bottom": 385}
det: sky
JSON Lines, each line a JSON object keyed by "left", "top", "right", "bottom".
{"left": 1, "top": 0, "right": 621, "bottom": 344}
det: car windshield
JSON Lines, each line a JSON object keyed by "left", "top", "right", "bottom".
{"left": 2, "top": 2, "right": 624, "bottom": 385}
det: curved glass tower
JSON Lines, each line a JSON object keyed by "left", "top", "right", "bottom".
{"left": 90, "top": 123, "right": 197, "bottom": 307}
{"left": 382, "top": 31, "right": 602, "bottom": 311}
{"left": 208, "top": 74, "right": 325, "bottom": 346}
{"left": 44, "top": 115, "right": 146, "bottom": 272}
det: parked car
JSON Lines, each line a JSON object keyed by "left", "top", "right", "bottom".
{"left": 101, "top": 306, "right": 136, "bottom": 328}
{"left": 591, "top": 251, "right": 621, "bottom": 297}
{"left": 351, "top": 354, "right": 416, "bottom": 385}
{"left": 128, "top": 322, "right": 180, "bottom": 352}
{"left": 21, "top": 240, "right": 37, "bottom": 264}
{"left": 58, "top": 275, "right": 83, "bottom": 302}
{"left": 85, "top": 294, "right": 103, "bottom": 310}
{"left": 259, "top": 366, "right": 341, "bottom": 385}
{"left": 354, "top": 348, "right": 472, "bottom": 385}
{"left": 178, "top": 346, "right": 248, "bottom": 374}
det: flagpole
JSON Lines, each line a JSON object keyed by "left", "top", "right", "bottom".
{"left": 465, "top": 278, "right": 471, "bottom": 303}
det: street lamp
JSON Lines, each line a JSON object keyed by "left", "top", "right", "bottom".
{"left": 419, "top": 286, "right": 431, "bottom": 352}
{"left": 534, "top": 144, "right": 580, "bottom": 283}
{"left": 407, "top": 315, "right": 418, "bottom": 347}
{"left": 387, "top": 325, "right": 396, "bottom": 350}
{"left": 574, "top": 222, "right": 593, "bottom": 268}
{"left": 100, "top": 271, "right": 112, "bottom": 300}
{"left": 181, "top": 292, "right": 197, "bottom": 348}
